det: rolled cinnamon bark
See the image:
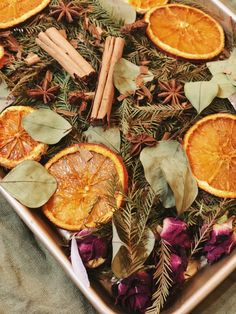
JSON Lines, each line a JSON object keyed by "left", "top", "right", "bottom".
{"left": 97, "top": 37, "right": 125, "bottom": 120}
{"left": 45, "top": 27, "right": 95, "bottom": 77}
{"left": 36, "top": 29, "right": 95, "bottom": 80}
{"left": 90, "top": 36, "right": 125, "bottom": 123}
{"left": 90, "top": 37, "right": 115, "bottom": 118}
{"left": 37, "top": 32, "right": 84, "bottom": 78}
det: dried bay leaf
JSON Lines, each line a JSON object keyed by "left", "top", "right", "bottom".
{"left": 0, "top": 160, "right": 57, "bottom": 208}
{"left": 184, "top": 81, "right": 219, "bottom": 113}
{"left": 112, "top": 221, "right": 126, "bottom": 261}
{"left": 0, "top": 79, "right": 15, "bottom": 113}
{"left": 207, "top": 48, "right": 236, "bottom": 86}
{"left": 154, "top": 168, "right": 175, "bottom": 208}
{"left": 207, "top": 59, "right": 228, "bottom": 76}
{"left": 211, "top": 73, "right": 236, "bottom": 98}
{"left": 98, "top": 0, "right": 136, "bottom": 24}
{"left": 84, "top": 126, "right": 121, "bottom": 152}
{"left": 22, "top": 109, "right": 72, "bottom": 145}
{"left": 140, "top": 141, "right": 198, "bottom": 214}
{"left": 114, "top": 58, "right": 154, "bottom": 95}
{"left": 112, "top": 226, "right": 155, "bottom": 279}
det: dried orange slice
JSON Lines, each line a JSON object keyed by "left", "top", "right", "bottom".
{"left": 43, "top": 143, "right": 128, "bottom": 230}
{"left": 128, "top": 0, "right": 168, "bottom": 13}
{"left": 184, "top": 113, "right": 236, "bottom": 198}
{"left": 0, "top": 46, "right": 4, "bottom": 59}
{"left": 0, "top": 0, "right": 51, "bottom": 29}
{"left": 0, "top": 106, "right": 47, "bottom": 169}
{"left": 145, "top": 4, "right": 224, "bottom": 60}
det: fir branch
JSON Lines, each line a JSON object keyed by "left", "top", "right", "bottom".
{"left": 83, "top": 0, "right": 123, "bottom": 35}
{"left": 146, "top": 240, "right": 173, "bottom": 314}
{"left": 113, "top": 189, "right": 155, "bottom": 277}
{"left": 190, "top": 204, "right": 226, "bottom": 257}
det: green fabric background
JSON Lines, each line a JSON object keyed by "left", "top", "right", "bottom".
{"left": 0, "top": 194, "right": 96, "bottom": 314}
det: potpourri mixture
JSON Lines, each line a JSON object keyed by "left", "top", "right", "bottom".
{"left": 0, "top": 0, "right": 236, "bottom": 313}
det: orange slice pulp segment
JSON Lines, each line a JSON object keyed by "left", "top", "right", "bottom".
{"left": 128, "top": 0, "right": 168, "bottom": 12}
{"left": 0, "top": 0, "right": 51, "bottom": 29}
{"left": 184, "top": 113, "right": 236, "bottom": 198}
{"left": 0, "top": 106, "right": 47, "bottom": 169}
{"left": 145, "top": 4, "right": 224, "bottom": 60}
{"left": 43, "top": 143, "right": 128, "bottom": 230}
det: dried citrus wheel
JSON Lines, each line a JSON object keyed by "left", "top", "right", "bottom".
{"left": 43, "top": 143, "right": 128, "bottom": 230}
{"left": 0, "top": 46, "right": 4, "bottom": 59}
{"left": 184, "top": 113, "right": 236, "bottom": 198}
{"left": 145, "top": 4, "right": 224, "bottom": 60}
{"left": 128, "top": 0, "right": 168, "bottom": 13}
{"left": 0, "top": 106, "right": 47, "bottom": 169}
{"left": 0, "top": 0, "right": 51, "bottom": 29}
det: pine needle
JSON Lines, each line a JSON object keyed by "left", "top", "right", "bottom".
{"left": 146, "top": 240, "right": 173, "bottom": 314}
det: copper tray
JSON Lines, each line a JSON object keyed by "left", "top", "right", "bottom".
{"left": 1, "top": 1, "right": 236, "bottom": 313}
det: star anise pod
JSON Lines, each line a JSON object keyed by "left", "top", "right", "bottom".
{"left": 158, "top": 79, "right": 186, "bottom": 106}
{"left": 126, "top": 133, "right": 157, "bottom": 156}
{"left": 50, "top": 1, "right": 82, "bottom": 23}
{"left": 27, "top": 70, "right": 60, "bottom": 104}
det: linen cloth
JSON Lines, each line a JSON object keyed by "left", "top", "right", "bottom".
{"left": 0, "top": 193, "right": 96, "bottom": 314}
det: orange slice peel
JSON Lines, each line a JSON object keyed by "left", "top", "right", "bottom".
{"left": 184, "top": 113, "right": 236, "bottom": 198}
{"left": 43, "top": 143, "right": 128, "bottom": 231}
{"left": 128, "top": 0, "right": 168, "bottom": 13}
{"left": 0, "top": 46, "right": 4, "bottom": 59}
{"left": 0, "top": 106, "right": 48, "bottom": 169}
{"left": 145, "top": 4, "right": 225, "bottom": 60}
{"left": 0, "top": 0, "right": 51, "bottom": 29}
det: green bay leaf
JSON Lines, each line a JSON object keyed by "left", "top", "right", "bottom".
{"left": 0, "top": 160, "right": 57, "bottom": 208}
{"left": 184, "top": 81, "right": 219, "bottom": 113}
{"left": 111, "top": 227, "right": 155, "bottom": 279}
{"left": 140, "top": 141, "right": 198, "bottom": 214}
{"left": 211, "top": 73, "right": 236, "bottom": 98}
{"left": 22, "top": 109, "right": 72, "bottom": 144}
{"left": 0, "top": 79, "right": 15, "bottom": 113}
{"left": 98, "top": 0, "right": 136, "bottom": 24}
{"left": 113, "top": 58, "right": 154, "bottom": 95}
{"left": 207, "top": 59, "right": 228, "bottom": 76}
{"left": 84, "top": 126, "right": 121, "bottom": 152}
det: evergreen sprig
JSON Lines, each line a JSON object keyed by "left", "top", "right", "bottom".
{"left": 146, "top": 240, "right": 173, "bottom": 314}
{"left": 112, "top": 189, "right": 156, "bottom": 277}
{"left": 190, "top": 203, "right": 227, "bottom": 257}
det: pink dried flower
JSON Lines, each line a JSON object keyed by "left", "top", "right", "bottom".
{"left": 204, "top": 219, "right": 236, "bottom": 263}
{"left": 74, "top": 229, "right": 108, "bottom": 268}
{"left": 170, "top": 252, "right": 188, "bottom": 285}
{"left": 113, "top": 271, "right": 153, "bottom": 313}
{"left": 160, "top": 217, "right": 191, "bottom": 249}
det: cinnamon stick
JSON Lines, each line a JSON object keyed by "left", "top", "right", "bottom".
{"left": 36, "top": 28, "right": 95, "bottom": 79}
{"left": 45, "top": 27, "right": 95, "bottom": 77}
{"left": 90, "top": 36, "right": 125, "bottom": 123}
{"left": 91, "top": 37, "right": 115, "bottom": 118}
{"left": 36, "top": 34, "right": 83, "bottom": 78}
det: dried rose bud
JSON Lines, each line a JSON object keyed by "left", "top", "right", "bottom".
{"left": 170, "top": 252, "right": 188, "bottom": 285}
{"left": 160, "top": 217, "right": 191, "bottom": 249}
{"left": 74, "top": 229, "right": 108, "bottom": 268}
{"left": 113, "top": 271, "right": 153, "bottom": 313}
{"left": 203, "top": 219, "right": 236, "bottom": 264}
